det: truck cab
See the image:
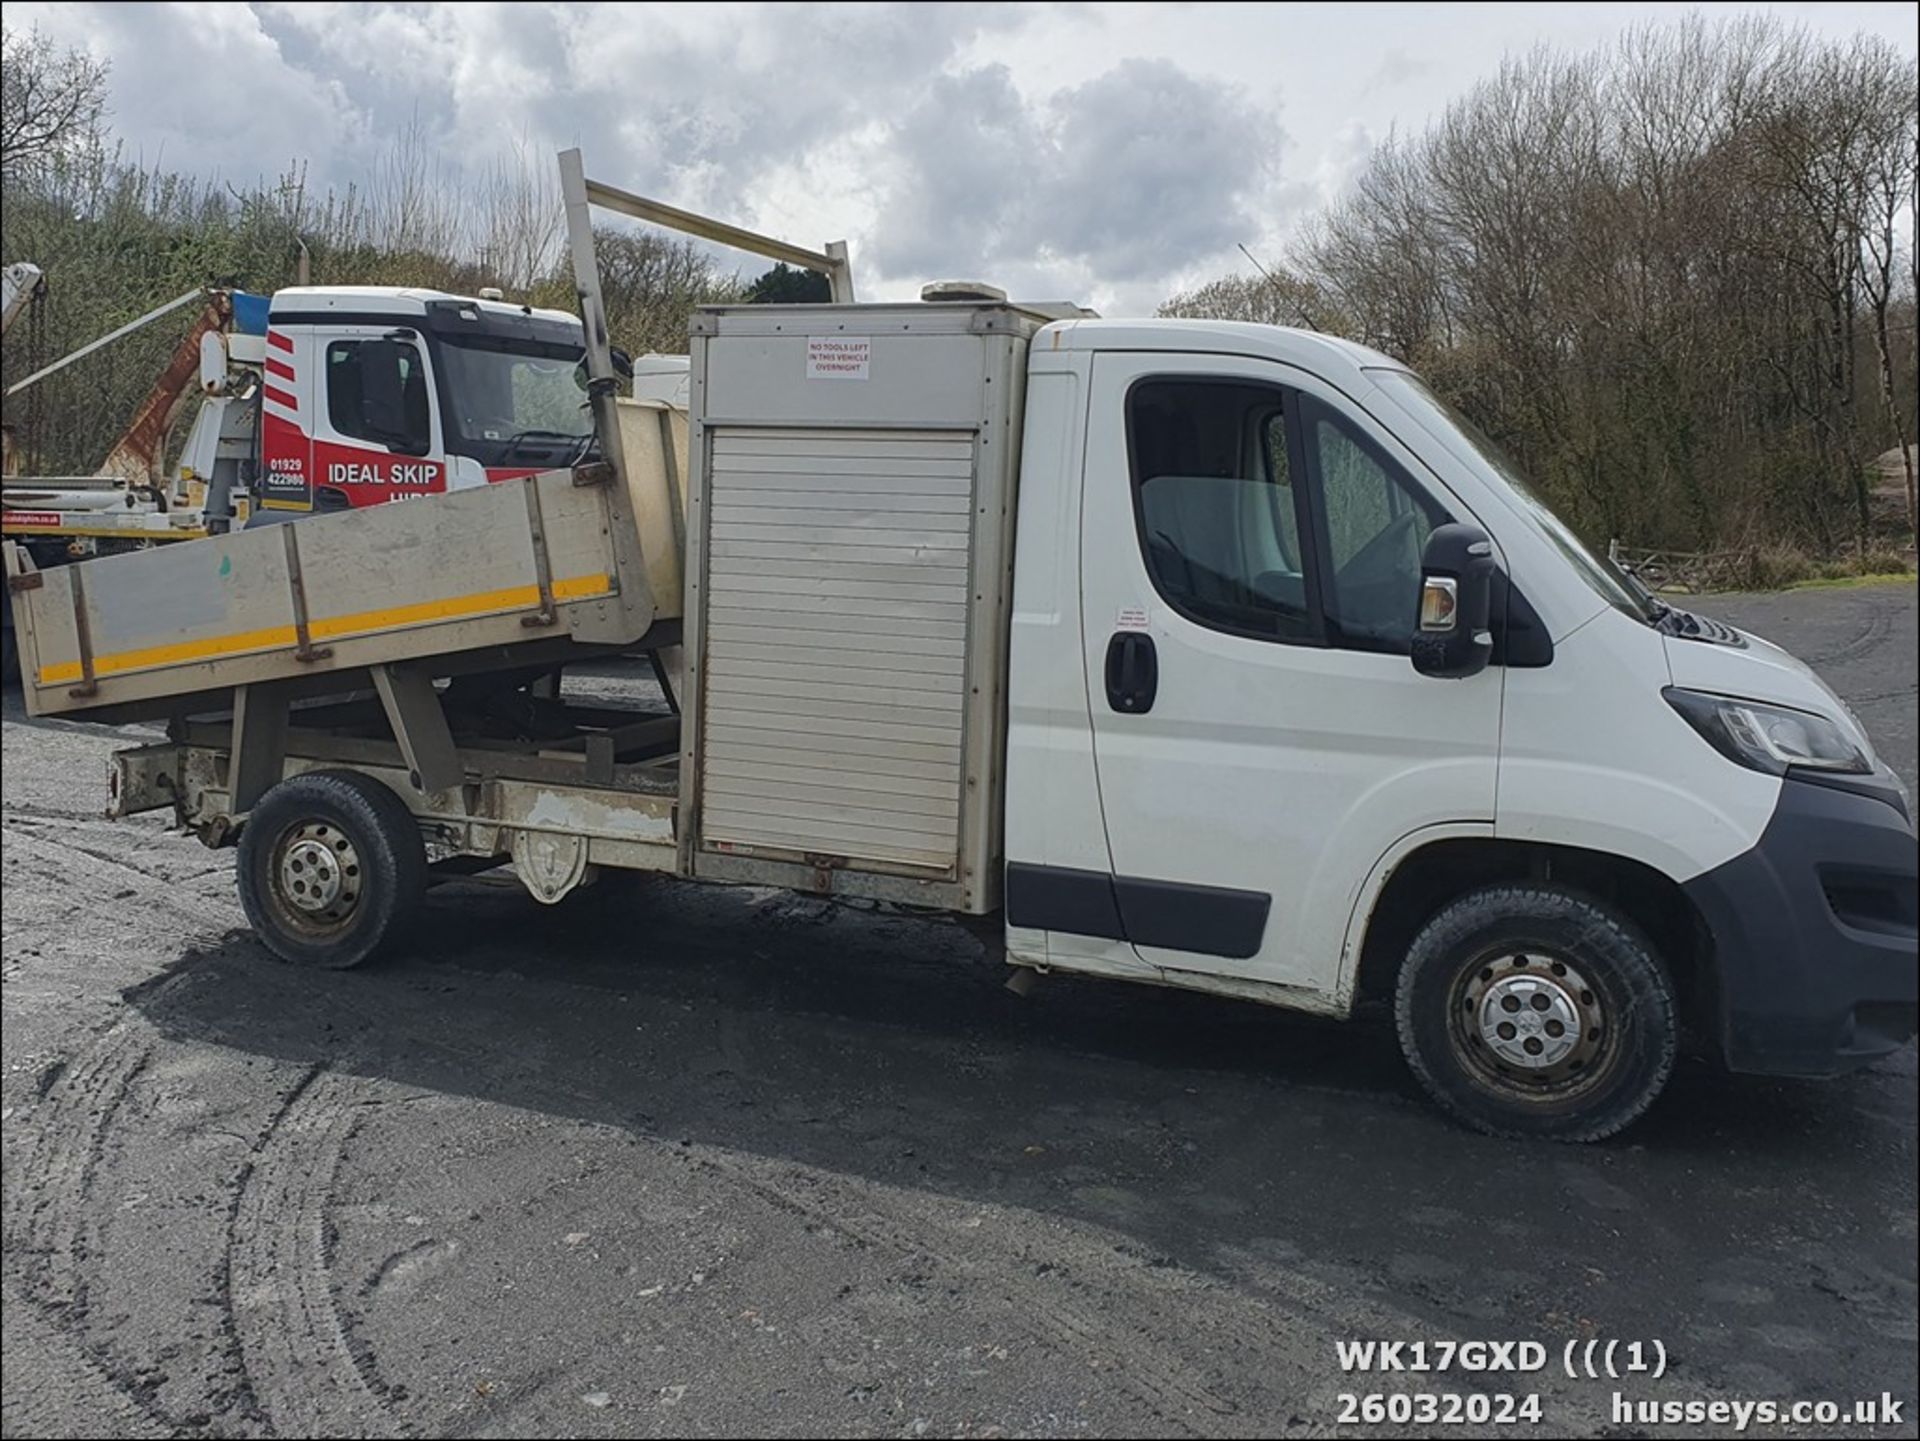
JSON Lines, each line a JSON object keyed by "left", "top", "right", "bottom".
{"left": 256, "top": 287, "right": 601, "bottom": 514}
{"left": 1005, "top": 320, "right": 1916, "bottom": 1137}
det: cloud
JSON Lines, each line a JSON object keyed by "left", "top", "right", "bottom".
{"left": 253, "top": 1, "right": 1031, "bottom": 218}
{"left": 869, "top": 64, "right": 1041, "bottom": 279}
{"left": 10, "top": 1, "right": 366, "bottom": 185}
{"left": 1044, "top": 59, "right": 1279, "bottom": 282}
{"left": 1363, "top": 47, "right": 1432, "bottom": 97}
{"left": 873, "top": 57, "right": 1282, "bottom": 293}
{"left": 8, "top": 2, "right": 1288, "bottom": 312}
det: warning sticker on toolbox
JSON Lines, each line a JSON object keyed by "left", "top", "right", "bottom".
{"left": 806, "top": 336, "right": 870, "bottom": 381}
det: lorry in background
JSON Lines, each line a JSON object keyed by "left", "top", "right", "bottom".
{"left": 5, "top": 150, "right": 1914, "bottom": 1142}
{"left": 2, "top": 278, "right": 620, "bottom": 538}
{"left": 5, "top": 285, "right": 270, "bottom": 549}
{"left": 0, "top": 268, "right": 685, "bottom": 678}
{"left": 3, "top": 268, "right": 268, "bottom": 677}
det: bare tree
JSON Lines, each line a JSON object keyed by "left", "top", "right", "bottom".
{"left": 1855, "top": 60, "right": 1919, "bottom": 538}
{"left": 1158, "top": 269, "right": 1336, "bottom": 330}
{"left": 1169, "top": 17, "right": 1919, "bottom": 564}
{"left": 581, "top": 227, "right": 741, "bottom": 354}
{"left": 363, "top": 110, "right": 462, "bottom": 262}
{"left": 1, "top": 26, "right": 109, "bottom": 184}
{"left": 475, "top": 133, "right": 561, "bottom": 294}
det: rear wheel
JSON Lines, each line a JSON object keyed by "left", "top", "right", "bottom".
{"left": 237, "top": 770, "right": 426, "bottom": 969}
{"left": 1394, "top": 885, "right": 1677, "bottom": 1142}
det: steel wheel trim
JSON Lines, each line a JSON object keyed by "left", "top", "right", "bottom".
{"left": 269, "top": 820, "right": 364, "bottom": 932}
{"left": 1448, "top": 949, "right": 1613, "bottom": 1098}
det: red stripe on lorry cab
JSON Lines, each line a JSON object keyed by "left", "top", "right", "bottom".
{"left": 265, "top": 358, "right": 296, "bottom": 383}
{"left": 263, "top": 384, "right": 298, "bottom": 412}
{"left": 266, "top": 330, "right": 294, "bottom": 353}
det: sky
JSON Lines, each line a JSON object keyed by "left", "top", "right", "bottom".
{"left": 9, "top": 1, "right": 1919, "bottom": 315}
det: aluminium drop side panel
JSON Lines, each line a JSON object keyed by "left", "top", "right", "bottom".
{"left": 612, "top": 396, "right": 691, "bottom": 621}
{"left": 8, "top": 465, "right": 657, "bottom": 719}
{"left": 681, "top": 303, "right": 1038, "bottom": 912}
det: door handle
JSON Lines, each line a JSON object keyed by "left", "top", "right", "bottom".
{"left": 1104, "top": 632, "right": 1158, "bottom": 714}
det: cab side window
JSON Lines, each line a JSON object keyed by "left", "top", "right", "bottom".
{"left": 1127, "top": 380, "right": 1447, "bottom": 655}
{"left": 1307, "top": 402, "right": 1441, "bottom": 653}
{"left": 1128, "top": 379, "right": 1315, "bottom": 643}
{"left": 326, "top": 339, "right": 430, "bottom": 450}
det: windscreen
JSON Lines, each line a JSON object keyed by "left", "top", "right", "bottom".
{"left": 1378, "top": 372, "right": 1654, "bottom": 623}
{"left": 435, "top": 337, "right": 594, "bottom": 466}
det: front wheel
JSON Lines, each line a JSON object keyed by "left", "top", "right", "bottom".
{"left": 237, "top": 770, "right": 426, "bottom": 969}
{"left": 1394, "top": 885, "right": 1677, "bottom": 1142}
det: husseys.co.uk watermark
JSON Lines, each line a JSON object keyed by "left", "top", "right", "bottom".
{"left": 1611, "top": 1394, "right": 1906, "bottom": 1433}
{"left": 1331, "top": 1337, "right": 1909, "bottom": 1432}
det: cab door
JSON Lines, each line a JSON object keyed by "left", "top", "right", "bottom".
{"left": 309, "top": 326, "right": 448, "bottom": 507}
{"left": 1079, "top": 352, "right": 1501, "bottom": 995}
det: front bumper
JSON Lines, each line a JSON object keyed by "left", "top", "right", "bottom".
{"left": 1685, "top": 774, "right": 1918, "bottom": 1076}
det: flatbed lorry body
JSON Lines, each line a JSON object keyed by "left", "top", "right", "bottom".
{"left": 5, "top": 152, "right": 1912, "bottom": 1142}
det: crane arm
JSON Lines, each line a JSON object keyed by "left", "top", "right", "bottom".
{"left": 94, "top": 293, "right": 235, "bottom": 487}
{"left": 4, "top": 287, "right": 202, "bottom": 397}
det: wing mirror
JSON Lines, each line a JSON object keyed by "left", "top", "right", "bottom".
{"left": 574, "top": 347, "right": 634, "bottom": 396}
{"left": 1412, "top": 523, "right": 1496, "bottom": 679}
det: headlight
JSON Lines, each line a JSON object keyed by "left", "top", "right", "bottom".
{"left": 1664, "top": 688, "right": 1871, "bottom": 776}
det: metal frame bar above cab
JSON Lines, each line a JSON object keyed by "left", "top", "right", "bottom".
{"left": 557, "top": 148, "right": 854, "bottom": 305}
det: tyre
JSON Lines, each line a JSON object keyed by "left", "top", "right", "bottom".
{"left": 237, "top": 769, "right": 426, "bottom": 969}
{"left": 1393, "top": 885, "right": 1677, "bottom": 1142}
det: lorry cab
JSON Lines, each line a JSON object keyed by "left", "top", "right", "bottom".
{"left": 256, "top": 287, "right": 601, "bottom": 513}
{"left": 1005, "top": 319, "right": 1916, "bottom": 1138}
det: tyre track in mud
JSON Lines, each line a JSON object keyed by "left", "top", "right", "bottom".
{"left": 1, "top": 1020, "right": 152, "bottom": 1319}
{"left": 1795, "top": 601, "right": 1891, "bottom": 667}
{"left": 0, "top": 1278, "right": 176, "bottom": 1440}
{"left": 212, "top": 948, "right": 1265, "bottom": 1433}
{"left": 679, "top": 1143, "right": 1518, "bottom": 1434}
{"left": 1, "top": 791, "right": 236, "bottom": 1432}
{"left": 0, "top": 806, "right": 226, "bottom": 1328}
{"left": 4, "top": 805, "right": 411, "bottom": 1437}
{"left": 0, "top": 1016, "right": 175, "bottom": 1433}
{"left": 678, "top": 993, "right": 1257, "bottom": 1435}
{"left": 1, "top": 819, "right": 238, "bottom": 937}
{"left": 2, "top": 994, "right": 414, "bottom": 1439}
{"left": 674, "top": 1145, "right": 1627, "bottom": 1436}
{"left": 224, "top": 1066, "right": 412, "bottom": 1439}
{"left": 682, "top": 1149, "right": 1235, "bottom": 1434}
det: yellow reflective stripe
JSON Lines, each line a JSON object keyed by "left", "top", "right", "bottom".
{"left": 306, "top": 572, "right": 610, "bottom": 639}
{"left": 37, "top": 572, "right": 612, "bottom": 686}
{"left": 3, "top": 525, "right": 210, "bottom": 540}
{"left": 39, "top": 623, "right": 299, "bottom": 684}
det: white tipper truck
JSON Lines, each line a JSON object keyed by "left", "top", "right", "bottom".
{"left": 4, "top": 152, "right": 1914, "bottom": 1141}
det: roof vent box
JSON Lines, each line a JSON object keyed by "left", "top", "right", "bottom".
{"left": 920, "top": 280, "right": 1008, "bottom": 304}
